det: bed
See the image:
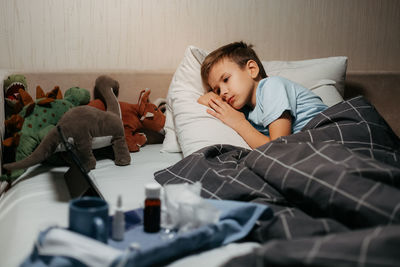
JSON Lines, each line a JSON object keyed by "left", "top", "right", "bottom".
{"left": 0, "top": 144, "right": 263, "bottom": 267}
{"left": 1, "top": 46, "right": 400, "bottom": 266}
{"left": 155, "top": 96, "right": 400, "bottom": 266}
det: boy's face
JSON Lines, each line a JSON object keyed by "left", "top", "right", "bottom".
{"left": 208, "top": 58, "right": 259, "bottom": 109}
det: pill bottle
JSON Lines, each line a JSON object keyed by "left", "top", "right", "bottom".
{"left": 144, "top": 183, "right": 161, "bottom": 233}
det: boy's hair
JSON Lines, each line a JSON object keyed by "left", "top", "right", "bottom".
{"left": 201, "top": 41, "right": 267, "bottom": 91}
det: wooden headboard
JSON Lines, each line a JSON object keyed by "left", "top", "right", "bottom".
{"left": 345, "top": 72, "right": 400, "bottom": 137}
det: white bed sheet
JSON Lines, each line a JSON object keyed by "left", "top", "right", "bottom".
{"left": 91, "top": 144, "right": 183, "bottom": 211}
{"left": 0, "top": 164, "right": 71, "bottom": 267}
{"left": 0, "top": 144, "right": 259, "bottom": 267}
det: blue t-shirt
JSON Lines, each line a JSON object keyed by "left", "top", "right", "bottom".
{"left": 246, "top": 76, "right": 327, "bottom": 135}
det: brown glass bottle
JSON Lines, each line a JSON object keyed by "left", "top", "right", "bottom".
{"left": 143, "top": 183, "right": 161, "bottom": 233}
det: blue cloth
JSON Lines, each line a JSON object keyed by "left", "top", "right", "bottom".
{"left": 111, "top": 199, "right": 272, "bottom": 266}
{"left": 247, "top": 76, "right": 327, "bottom": 135}
{"left": 21, "top": 199, "right": 272, "bottom": 267}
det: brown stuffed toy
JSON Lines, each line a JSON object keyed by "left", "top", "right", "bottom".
{"left": 3, "top": 75, "right": 131, "bottom": 174}
{"left": 89, "top": 88, "right": 166, "bottom": 152}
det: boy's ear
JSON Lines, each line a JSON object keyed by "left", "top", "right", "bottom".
{"left": 247, "top": 60, "right": 260, "bottom": 79}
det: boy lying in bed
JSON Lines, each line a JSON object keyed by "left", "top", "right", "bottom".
{"left": 198, "top": 41, "right": 328, "bottom": 148}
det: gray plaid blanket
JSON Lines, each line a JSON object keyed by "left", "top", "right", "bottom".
{"left": 155, "top": 96, "right": 400, "bottom": 267}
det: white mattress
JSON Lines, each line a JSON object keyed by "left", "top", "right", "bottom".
{"left": 0, "top": 144, "right": 259, "bottom": 267}
{"left": 0, "top": 164, "right": 71, "bottom": 267}
{"left": 91, "top": 144, "right": 183, "bottom": 212}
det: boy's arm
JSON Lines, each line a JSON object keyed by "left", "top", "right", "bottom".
{"left": 268, "top": 111, "right": 292, "bottom": 140}
{"left": 208, "top": 98, "right": 291, "bottom": 149}
{"left": 197, "top": 91, "right": 221, "bottom": 106}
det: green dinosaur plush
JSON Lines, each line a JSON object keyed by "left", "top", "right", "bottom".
{"left": 3, "top": 74, "right": 28, "bottom": 118}
{"left": 1, "top": 86, "right": 90, "bottom": 181}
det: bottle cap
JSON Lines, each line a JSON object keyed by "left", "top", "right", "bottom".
{"left": 145, "top": 183, "right": 161, "bottom": 199}
{"left": 117, "top": 195, "right": 122, "bottom": 208}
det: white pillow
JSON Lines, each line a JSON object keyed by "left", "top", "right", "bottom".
{"left": 262, "top": 57, "right": 347, "bottom": 108}
{"left": 161, "top": 46, "right": 251, "bottom": 157}
{"left": 161, "top": 107, "right": 182, "bottom": 153}
{"left": 161, "top": 46, "right": 347, "bottom": 156}
{"left": 262, "top": 56, "right": 347, "bottom": 96}
{"left": 308, "top": 79, "right": 344, "bottom": 107}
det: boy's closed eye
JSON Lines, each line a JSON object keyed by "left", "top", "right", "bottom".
{"left": 213, "top": 87, "right": 220, "bottom": 95}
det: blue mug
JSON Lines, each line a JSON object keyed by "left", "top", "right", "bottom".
{"left": 69, "top": 197, "right": 109, "bottom": 243}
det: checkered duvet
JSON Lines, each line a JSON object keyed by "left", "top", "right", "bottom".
{"left": 155, "top": 96, "right": 400, "bottom": 267}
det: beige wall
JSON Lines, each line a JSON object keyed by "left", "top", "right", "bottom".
{"left": 0, "top": 0, "right": 399, "bottom": 72}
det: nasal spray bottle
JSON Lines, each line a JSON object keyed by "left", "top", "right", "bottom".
{"left": 144, "top": 183, "right": 161, "bottom": 233}
{"left": 112, "top": 195, "right": 125, "bottom": 241}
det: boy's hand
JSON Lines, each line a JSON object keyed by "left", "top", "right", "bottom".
{"left": 207, "top": 98, "right": 247, "bottom": 130}
{"left": 197, "top": 92, "right": 221, "bottom": 107}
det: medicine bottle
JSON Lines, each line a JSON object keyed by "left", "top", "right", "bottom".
{"left": 112, "top": 195, "right": 125, "bottom": 241}
{"left": 144, "top": 183, "right": 161, "bottom": 233}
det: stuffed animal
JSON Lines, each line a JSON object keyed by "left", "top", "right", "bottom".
{"left": 3, "top": 74, "right": 28, "bottom": 118}
{"left": 4, "top": 85, "right": 68, "bottom": 139}
{"left": 88, "top": 88, "right": 166, "bottom": 152}
{"left": 2, "top": 75, "right": 131, "bottom": 182}
{"left": 1, "top": 86, "right": 91, "bottom": 181}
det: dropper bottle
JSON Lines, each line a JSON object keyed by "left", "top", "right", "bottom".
{"left": 144, "top": 183, "right": 161, "bottom": 233}
{"left": 112, "top": 195, "right": 125, "bottom": 241}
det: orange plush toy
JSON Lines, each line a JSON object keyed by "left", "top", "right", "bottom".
{"left": 88, "top": 88, "right": 166, "bottom": 152}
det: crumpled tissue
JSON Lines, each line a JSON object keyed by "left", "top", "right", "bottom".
{"left": 161, "top": 182, "right": 220, "bottom": 232}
